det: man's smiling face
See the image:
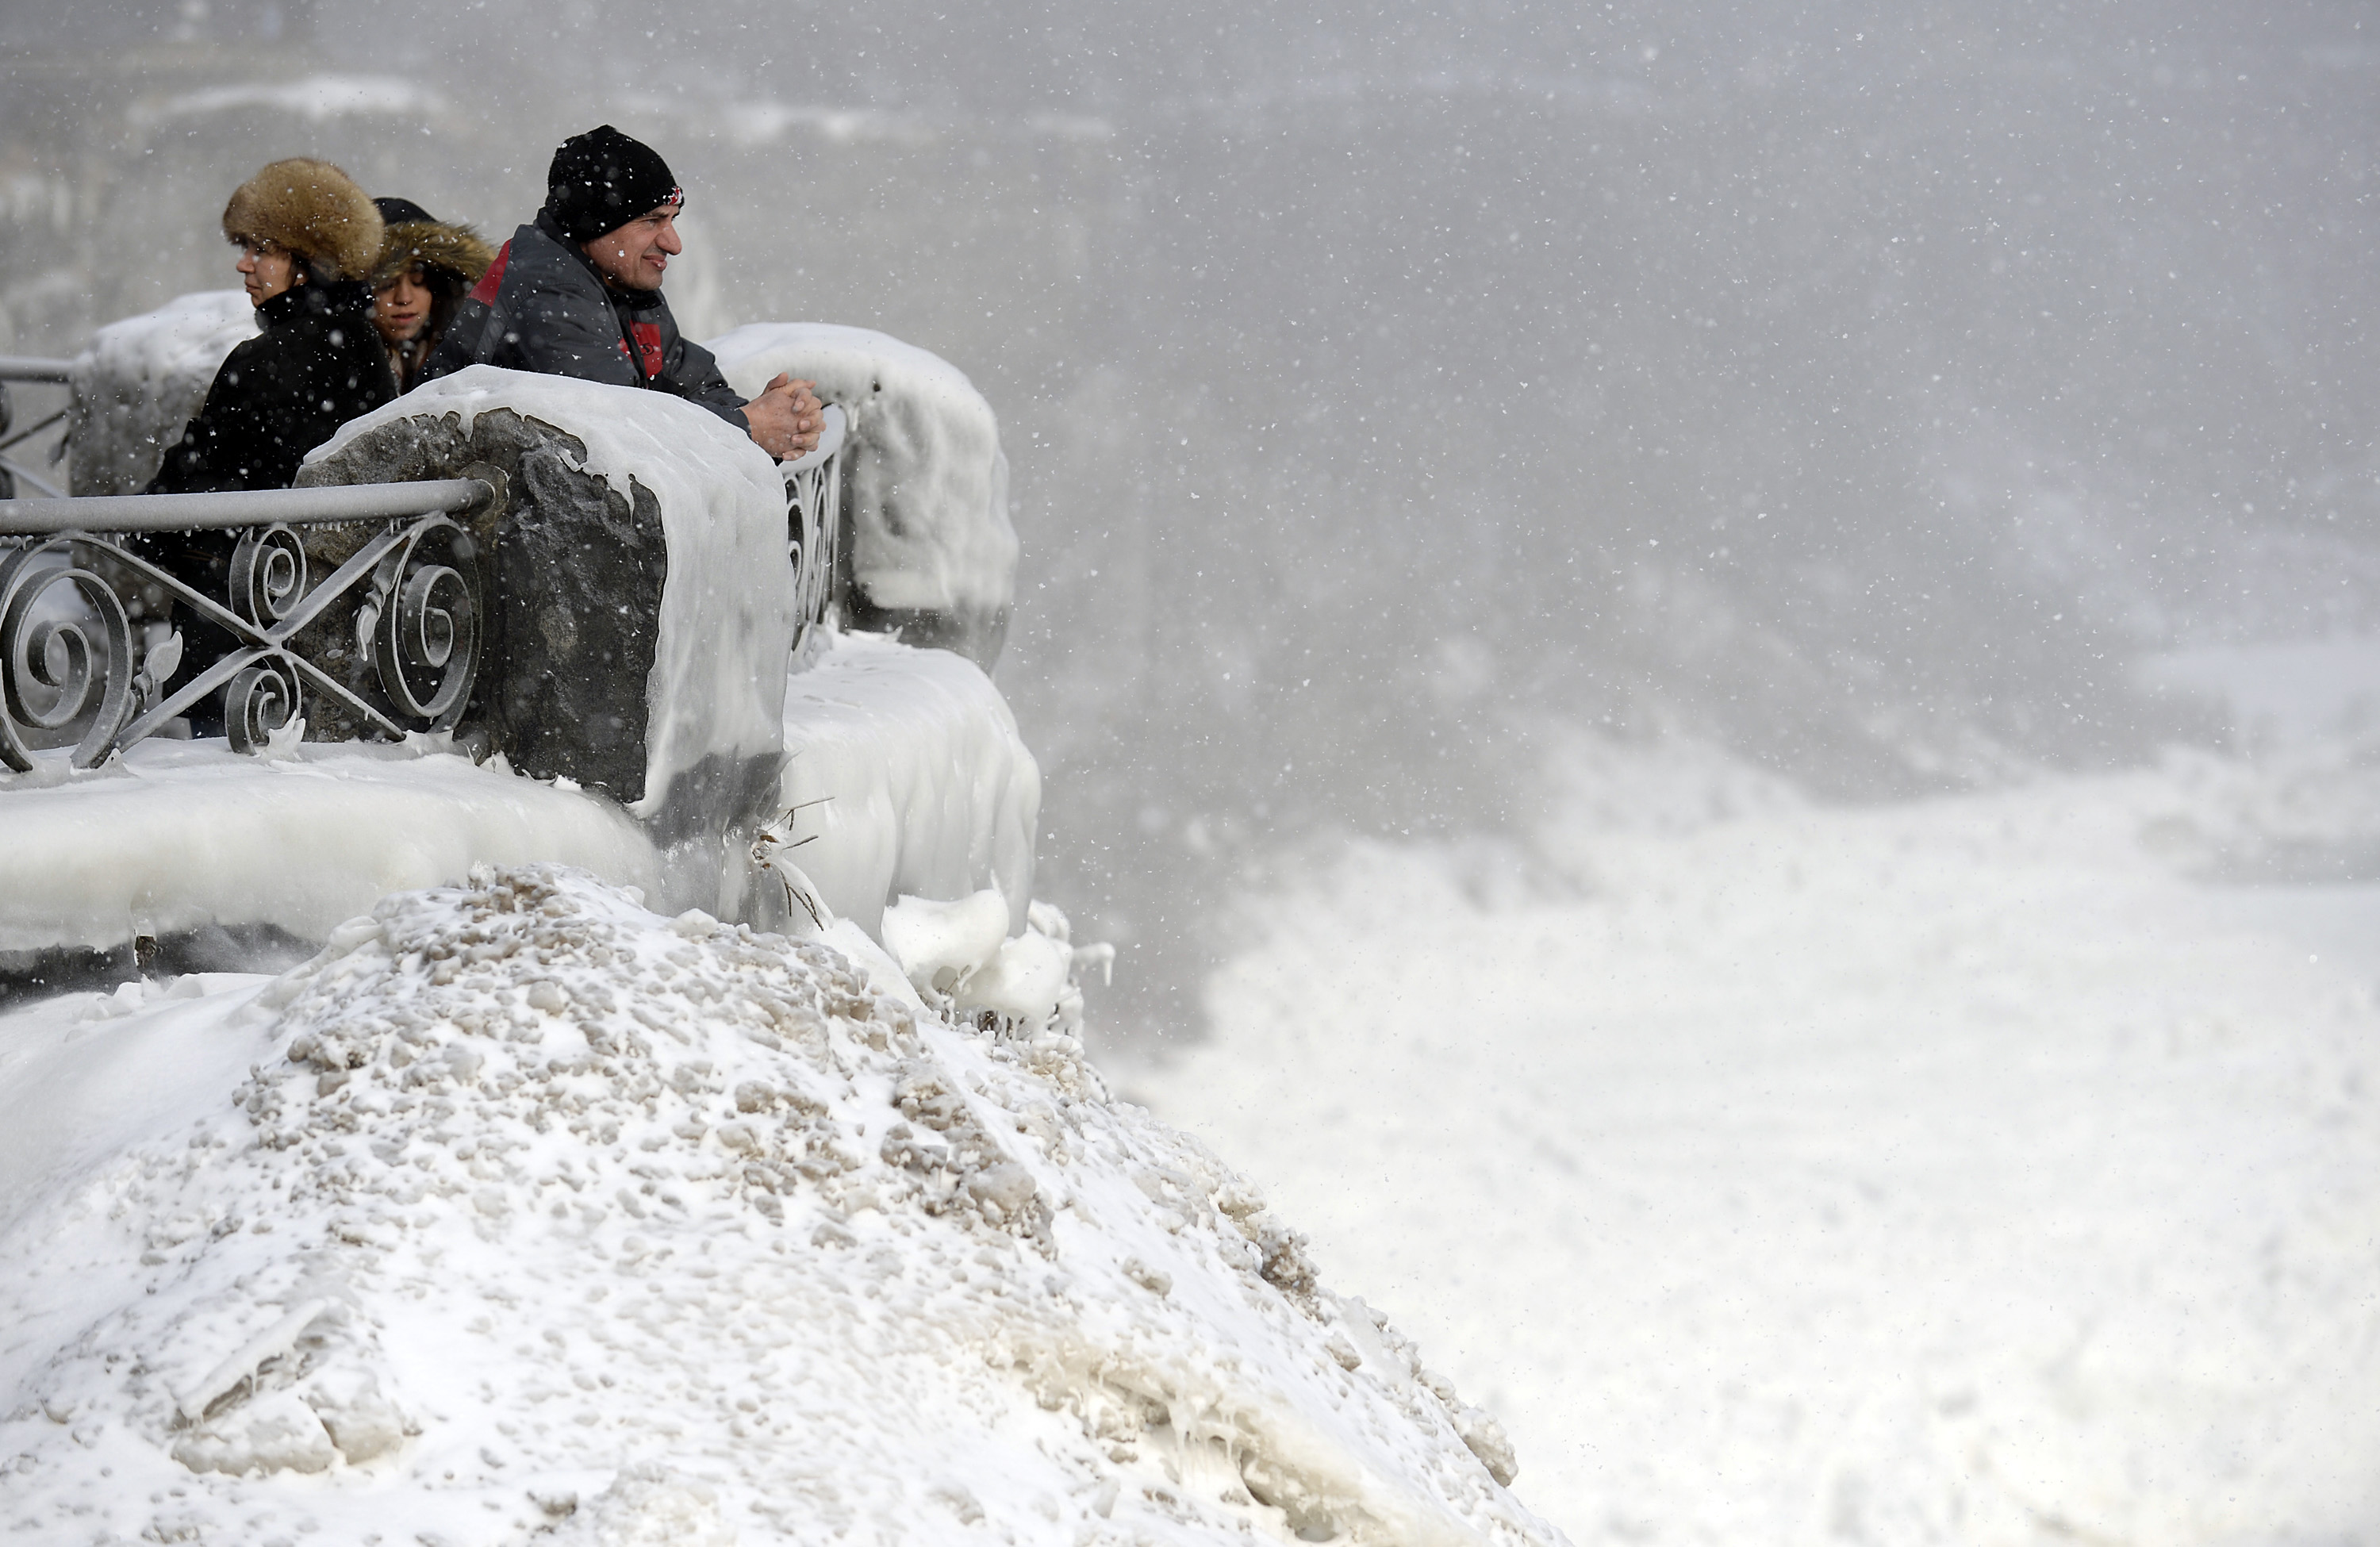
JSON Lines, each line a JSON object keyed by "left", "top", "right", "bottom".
{"left": 582, "top": 202, "right": 682, "bottom": 293}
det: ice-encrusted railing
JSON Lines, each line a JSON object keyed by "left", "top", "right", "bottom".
{"left": 0, "top": 479, "right": 490, "bottom": 770}
{"left": 0, "top": 370, "right": 848, "bottom": 774}
{"left": 0, "top": 357, "right": 73, "bottom": 501}
{"left": 784, "top": 401, "right": 848, "bottom": 657}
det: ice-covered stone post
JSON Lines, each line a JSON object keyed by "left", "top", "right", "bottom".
{"left": 67, "top": 291, "right": 259, "bottom": 497}
{"left": 298, "top": 367, "right": 800, "bottom": 914}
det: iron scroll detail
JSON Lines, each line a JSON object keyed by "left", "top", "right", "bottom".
{"left": 0, "top": 545, "right": 136, "bottom": 769}
{"left": 365, "top": 516, "right": 479, "bottom": 726}
{"left": 0, "top": 485, "right": 490, "bottom": 772}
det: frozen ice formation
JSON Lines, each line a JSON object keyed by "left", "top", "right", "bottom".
{"left": 708, "top": 322, "right": 1017, "bottom": 666}
{"left": 0, "top": 630, "right": 1038, "bottom": 962}
{"left": 21, "top": 309, "right": 1035, "bottom": 958}
{"left": 0, "top": 865, "right": 1557, "bottom": 1546}
{"left": 67, "top": 289, "right": 256, "bottom": 494}
{"left": 882, "top": 888, "right": 1015, "bottom": 992}
{"left": 0, "top": 737, "right": 659, "bottom": 957}
{"left": 880, "top": 889, "right": 1083, "bottom": 1031}
{"left": 767, "top": 628, "right": 1041, "bottom": 940}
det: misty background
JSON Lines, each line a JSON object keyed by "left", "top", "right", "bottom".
{"left": 2, "top": 0, "right": 2374, "bottom": 1036}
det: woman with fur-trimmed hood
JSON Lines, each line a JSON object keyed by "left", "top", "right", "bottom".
{"left": 148, "top": 157, "right": 398, "bottom": 495}
{"left": 368, "top": 197, "right": 494, "bottom": 392}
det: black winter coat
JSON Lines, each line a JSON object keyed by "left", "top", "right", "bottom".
{"left": 148, "top": 280, "right": 397, "bottom": 494}
{"left": 421, "top": 210, "right": 746, "bottom": 426}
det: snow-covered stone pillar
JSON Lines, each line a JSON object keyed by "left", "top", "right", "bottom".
{"left": 67, "top": 291, "right": 257, "bottom": 496}
{"left": 299, "top": 367, "right": 799, "bottom": 915}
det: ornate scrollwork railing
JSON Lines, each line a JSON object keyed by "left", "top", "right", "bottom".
{"left": 782, "top": 401, "right": 848, "bottom": 656}
{"left": 0, "top": 478, "right": 492, "bottom": 772}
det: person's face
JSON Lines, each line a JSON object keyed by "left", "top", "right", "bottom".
{"left": 236, "top": 240, "right": 300, "bottom": 306}
{"left": 374, "top": 266, "right": 432, "bottom": 344}
{"left": 582, "top": 202, "right": 682, "bottom": 293}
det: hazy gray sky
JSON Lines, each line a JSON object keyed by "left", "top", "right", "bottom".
{"left": 3, "top": 0, "right": 2372, "bottom": 1026}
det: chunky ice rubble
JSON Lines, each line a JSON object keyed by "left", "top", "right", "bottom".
{"left": 708, "top": 323, "right": 1018, "bottom": 619}
{"left": 67, "top": 290, "right": 255, "bottom": 495}
{"left": 308, "top": 367, "right": 799, "bottom": 843}
{"left": 0, "top": 865, "right": 1556, "bottom": 1547}
{"left": 876, "top": 891, "right": 1108, "bottom": 1035}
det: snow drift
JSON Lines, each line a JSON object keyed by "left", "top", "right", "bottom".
{"left": 0, "top": 865, "right": 1553, "bottom": 1547}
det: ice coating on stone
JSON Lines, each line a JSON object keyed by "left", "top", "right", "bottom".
{"left": 770, "top": 628, "right": 1039, "bottom": 939}
{"left": 0, "top": 740, "right": 659, "bottom": 954}
{"left": 707, "top": 322, "right": 1017, "bottom": 616}
{"left": 67, "top": 289, "right": 256, "bottom": 494}
{"left": 307, "top": 367, "right": 799, "bottom": 836}
{"left": 0, "top": 866, "right": 1557, "bottom": 1547}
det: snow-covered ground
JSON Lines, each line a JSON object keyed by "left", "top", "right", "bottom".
{"left": 1135, "top": 747, "right": 2380, "bottom": 1545}
{"left": 0, "top": 866, "right": 1550, "bottom": 1546}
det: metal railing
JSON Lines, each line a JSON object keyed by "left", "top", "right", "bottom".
{"left": 784, "top": 401, "right": 848, "bottom": 656}
{"left": 0, "top": 356, "right": 75, "bottom": 501}
{"left": 0, "top": 478, "right": 491, "bottom": 770}
{"left": 0, "top": 378, "right": 853, "bottom": 776}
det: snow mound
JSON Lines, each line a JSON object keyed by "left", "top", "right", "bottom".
{"left": 707, "top": 323, "right": 1017, "bottom": 639}
{"left": 67, "top": 290, "right": 255, "bottom": 494}
{"left": 0, "top": 866, "right": 1556, "bottom": 1547}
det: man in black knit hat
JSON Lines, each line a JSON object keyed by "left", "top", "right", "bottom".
{"left": 424, "top": 125, "right": 820, "bottom": 459}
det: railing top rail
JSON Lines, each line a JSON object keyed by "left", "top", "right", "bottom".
{"left": 0, "top": 478, "right": 495, "bottom": 536}
{"left": 0, "top": 356, "right": 74, "bottom": 384}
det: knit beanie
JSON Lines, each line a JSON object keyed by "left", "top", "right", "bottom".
{"left": 543, "top": 125, "right": 682, "bottom": 243}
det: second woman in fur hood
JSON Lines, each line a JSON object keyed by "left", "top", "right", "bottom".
{"left": 369, "top": 198, "right": 497, "bottom": 392}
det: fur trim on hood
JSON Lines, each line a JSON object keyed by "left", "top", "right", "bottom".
{"left": 372, "top": 218, "right": 498, "bottom": 293}
{"left": 222, "top": 158, "right": 383, "bottom": 281}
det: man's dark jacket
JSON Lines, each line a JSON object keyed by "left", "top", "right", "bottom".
{"left": 422, "top": 211, "right": 745, "bottom": 426}
{"left": 148, "top": 280, "right": 397, "bottom": 494}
